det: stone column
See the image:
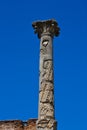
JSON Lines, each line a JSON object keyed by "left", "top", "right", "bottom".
{"left": 32, "top": 19, "right": 60, "bottom": 130}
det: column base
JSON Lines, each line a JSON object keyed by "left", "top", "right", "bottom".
{"left": 36, "top": 119, "right": 57, "bottom": 130}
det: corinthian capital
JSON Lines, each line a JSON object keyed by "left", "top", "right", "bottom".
{"left": 32, "top": 19, "right": 60, "bottom": 39}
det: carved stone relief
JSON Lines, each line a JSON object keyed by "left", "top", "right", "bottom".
{"left": 32, "top": 19, "right": 60, "bottom": 39}
{"left": 39, "top": 103, "right": 54, "bottom": 120}
{"left": 32, "top": 19, "right": 59, "bottom": 130}
{"left": 40, "top": 82, "right": 53, "bottom": 91}
{"left": 40, "top": 48, "right": 47, "bottom": 55}
{"left": 38, "top": 58, "right": 55, "bottom": 129}
{"left": 37, "top": 118, "right": 56, "bottom": 129}
{"left": 40, "top": 90, "right": 53, "bottom": 103}
{"left": 42, "top": 60, "right": 53, "bottom": 81}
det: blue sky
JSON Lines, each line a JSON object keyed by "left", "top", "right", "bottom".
{"left": 0, "top": 0, "right": 87, "bottom": 129}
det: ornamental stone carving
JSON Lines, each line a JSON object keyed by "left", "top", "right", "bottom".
{"left": 42, "top": 60, "right": 53, "bottom": 81}
{"left": 32, "top": 19, "right": 60, "bottom": 38}
{"left": 40, "top": 82, "right": 53, "bottom": 92}
{"left": 40, "top": 89, "right": 53, "bottom": 103}
{"left": 32, "top": 19, "right": 60, "bottom": 130}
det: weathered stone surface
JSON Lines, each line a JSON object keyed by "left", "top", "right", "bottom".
{"left": 40, "top": 90, "right": 53, "bottom": 103}
{"left": 38, "top": 26, "right": 55, "bottom": 123}
{"left": 0, "top": 119, "right": 37, "bottom": 130}
{"left": 32, "top": 19, "right": 59, "bottom": 130}
{"left": 32, "top": 19, "right": 60, "bottom": 38}
{"left": 24, "top": 119, "right": 37, "bottom": 130}
{"left": 37, "top": 119, "right": 57, "bottom": 130}
{"left": 40, "top": 82, "right": 53, "bottom": 91}
{"left": 39, "top": 103, "right": 54, "bottom": 119}
{"left": 42, "top": 60, "right": 53, "bottom": 81}
{"left": 0, "top": 120, "right": 23, "bottom": 130}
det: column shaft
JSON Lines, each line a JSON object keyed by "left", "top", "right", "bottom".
{"left": 32, "top": 19, "right": 60, "bottom": 130}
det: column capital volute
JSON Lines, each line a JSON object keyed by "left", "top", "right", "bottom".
{"left": 32, "top": 19, "right": 60, "bottom": 39}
